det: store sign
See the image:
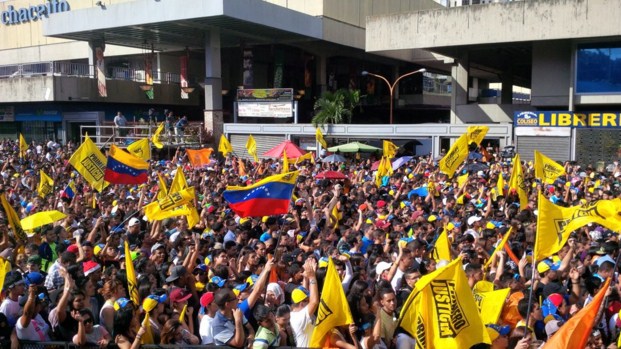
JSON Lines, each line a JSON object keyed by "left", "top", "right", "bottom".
{"left": 237, "top": 102, "right": 293, "bottom": 118}
{"left": 237, "top": 88, "right": 293, "bottom": 102}
{"left": 515, "top": 111, "right": 621, "bottom": 128}
{"left": 1, "top": 0, "right": 70, "bottom": 26}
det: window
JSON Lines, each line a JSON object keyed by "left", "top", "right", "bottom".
{"left": 576, "top": 44, "right": 621, "bottom": 93}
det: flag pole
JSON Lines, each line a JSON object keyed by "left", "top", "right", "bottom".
{"left": 523, "top": 189, "right": 541, "bottom": 338}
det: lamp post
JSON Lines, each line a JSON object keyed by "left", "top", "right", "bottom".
{"left": 361, "top": 68, "right": 426, "bottom": 124}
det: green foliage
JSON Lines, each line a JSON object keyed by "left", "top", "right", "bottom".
{"left": 312, "top": 89, "right": 360, "bottom": 127}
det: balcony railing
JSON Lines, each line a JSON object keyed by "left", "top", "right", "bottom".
{"left": 0, "top": 61, "right": 183, "bottom": 84}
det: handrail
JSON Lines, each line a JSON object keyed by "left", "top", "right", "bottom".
{"left": 0, "top": 61, "right": 185, "bottom": 84}
{"left": 80, "top": 123, "right": 206, "bottom": 148}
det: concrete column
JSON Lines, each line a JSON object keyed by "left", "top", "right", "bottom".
{"left": 88, "top": 40, "right": 105, "bottom": 78}
{"left": 315, "top": 54, "right": 327, "bottom": 95}
{"left": 203, "top": 29, "right": 223, "bottom": 145}
{"left": 501, "top": 69, "right": 513, "bottom": 105}
{"left": 450, "top": 52, "right": 468, "bottom": 124}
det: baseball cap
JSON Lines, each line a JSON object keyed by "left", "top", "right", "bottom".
{"left": 467, "top": 216, "right": 482, "bottom": 226}
{"left": 169, "top": 288, "right": 192, "bottom": 303}
{"left": 27, "top": 255, "right": 42, "bottom": 265}
{"left": 128, "top": 217, "right": 141, "bottom": 227}
{"left": 210, "top": 276, "right": 226, "bottom": 288}
{"left": 375, "top": 261, "right": 392, "bottom": 280}
{"left": 545, "top": 319, "right": 563, "bottom": 337}
{"left": 151, "top": 243, "right": 165, "bottom": 254}
{"left": 291, "top": 286, "right": 310, "bottom": 304}
{"left": 486, "top": 324, "right": 510, "bottom": 341}
{"left": 165, "top": 265, "right": 187, "bottom": 283}
{"left": 23, "top": 272, "right": 44, "bottom": 287}
{"left": 200, "top": 292, "right": 215, "bottom": 308}
{"left": 596, "top": 255, "right": 615, "bottom": 267}
{"left": 114, "top": 298, "right": 131, "bottom": 311}
{"left": 428, "top": 215, "right": 437, "bottom": 222}
{"left": 83, "top": 261, "right": 101, "bottom": 277}
{"left": 143, "top": 294, "right": 167, "bottom": 312}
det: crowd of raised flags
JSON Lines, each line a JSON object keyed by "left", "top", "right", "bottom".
{"left": 0, "top": 124, "right": 619, "bottom": 349}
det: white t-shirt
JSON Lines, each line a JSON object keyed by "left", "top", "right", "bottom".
{"left": 391, "top": 268, "right": 405, "bottom": 291}
{"left": 290, "top": 306, "right": 314, "bottom": 348}
{"left": 0, "top": 298, "right": 22, "bottom": 326}
{"left": 199, "top": 314, "right": 215, "bottom": 344}
{"left": 16, "top": 314, "right": 50, "bottom": 341}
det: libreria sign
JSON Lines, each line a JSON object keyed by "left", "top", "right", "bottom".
{"left": 1, "top": 0, "right": 70, "bottom": 26}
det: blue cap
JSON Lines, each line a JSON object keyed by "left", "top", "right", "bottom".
{"left": 260, "top": 232, "right": 272, "bottom": 243}
{"left": 210, "top": 276, "right": 226, "bottom": 288}
{"left": 23, "top": 272, "right": 44, "bottom": 287}
{"left": 486, "top": 324, "right": 510, "bottom": 336}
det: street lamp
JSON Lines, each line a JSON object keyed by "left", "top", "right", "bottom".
{"left": 361, "top": 68, "right": 426, "bottom": 124}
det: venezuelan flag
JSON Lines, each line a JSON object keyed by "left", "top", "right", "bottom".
{"left": 104, "top": 145, "right": 149, "bottom": 184}
{"left": 62, "top": 181, "right": 77, "bottom": 199}
{"left": 223, "top": 171, "right": 298, "bottom": 218}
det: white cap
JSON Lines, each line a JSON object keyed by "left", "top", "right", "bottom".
{"left": 375, "top": 261, "right": 392, "bottom": 281}
{"left": 128, "top": 217, "right": 141, "bottom": 227}
{"left": 467, "top": 216, "right": 482, "bottom": 226}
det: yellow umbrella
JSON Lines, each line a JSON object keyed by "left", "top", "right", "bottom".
{"left": 20, "top": 210, "right": 67, "bottom": 231}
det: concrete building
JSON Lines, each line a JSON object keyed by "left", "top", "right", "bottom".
{"left": 2, "top": 0, "right": 466, "bottom": 156}
{"left": 367, "top": 0, "right": 621, "bottom": 164}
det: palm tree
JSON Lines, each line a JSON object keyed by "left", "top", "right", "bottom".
{"left": 312, "top": 89, "right": 360, "bottom": 127}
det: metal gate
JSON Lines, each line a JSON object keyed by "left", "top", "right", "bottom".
{"left": 230, "top": 134, "right": 286, "bottom": 160}
{"left": 575, "top": 129, "right": 621, "bottom": 166}
{"left": 516, "top": 136, "right": 571, "bottom": 162}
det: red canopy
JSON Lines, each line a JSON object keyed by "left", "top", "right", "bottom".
{"left": 263, "top": 140, "right": 307, "bottom": 158}
{"left": 315, "top": 171, "right": 348, "bottom": 180}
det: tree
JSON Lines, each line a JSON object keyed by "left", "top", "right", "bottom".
{"left": 312, "top": 89, "right": 360, "bottom": 127}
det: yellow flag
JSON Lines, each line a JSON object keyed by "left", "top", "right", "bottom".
{"left": 141, "top": 313, "right": 154, "bottom": 345}
{"left": 151, "top": 123, "right": 164, "bottom": 149}
{"left": 383, "top": 140, "right": 398, "bottom": 159}
{"left": 144, "top": 187, "right": 196, "bottom": 221}
{"left": 19, "top": 133, "right": 28, "bottom": 158}
{"left": 508, "top": 154, "right": 528, "bottom": 211}
{"left": 157, "top": 173, "right": 168, "bottom": 200}
{"left": 316, "top": 127, "right": 328, "bottom": 149}
{"left": 179, "top": 303, "right": 188, "bottom": 323}
{"left": 439, "top": 133, "right": 469, "bottom": 178}
{"left": 534, "top": 150, "right": 566, "bottom": 184}
{"left": 534, "top": 193, "right": 621, "bottom": 261}
{"left": 496, "top": 172, "right": 505, "bottom": 198}
{"left": 38, "top": 170, "right": 54, "bottom": 198}
{"left": 218, "top": 134, "right": 233, "bottom": 156}
{"left": 473, "top": 288, "right": 511, "bottom": 324}
{"left": 282, "top": 149, "right": 289, "bottom": 174}
{"left": 484, "top": 227, "right": 513, "bottom": 269}
{"left": 295, "top": 152, "right": 315, "bottom": 164}
{"left": 457, "top": 173, "right": 469, "bottom": 188}
{"left": 124, "top": 241, "right": 140, "bottom": 306}
{"left": 466, "top": 125, "right": 489, "bottom": 146}
{"left": 431, "top": 228, "right": 451, "bottom": 262}
{"left": 68, "top": 133, "right": 108, "bottom": 192}
{"left": 168, "top": 168, "right": 199, "bottom": 227}
{"left": 170, "top": 167, "right": 188, "bottom": 194}
{"left": 399, "top": 257, "right": 490, "bottom": 349}
{"left": 246, "top": 135, "right": 258, "bottom": 162}
{"left": 310, "top": 257, "right": 353, "bottom": 348}
{"left": 127, "top": 138, "right": 151, "bottom": 161}
{"left": 0, "top": 194, "right": 27, "bottom": 242}
{"left": 0, "top": 257, "right": 12, "bottom": 292}
{"left": 375, "top": 156, "right": 392, "bottom": 187}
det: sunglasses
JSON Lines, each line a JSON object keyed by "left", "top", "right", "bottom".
{"left": 83, "top": 318, "right": 93, "bottom": 324}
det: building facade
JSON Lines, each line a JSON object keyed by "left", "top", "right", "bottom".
{"left": 367, "top": 0, "right": 621, "bottom": 163}
{"left": 2, "top": 0, "right": 462, "bottom": 152}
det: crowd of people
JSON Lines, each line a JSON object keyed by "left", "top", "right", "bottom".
{"left": 0, "top": 135, "right": 620, "bottom": 349}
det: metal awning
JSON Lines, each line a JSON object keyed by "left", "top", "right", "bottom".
{"left": 43, "top": 0, "right": 323, "bottom": 51}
